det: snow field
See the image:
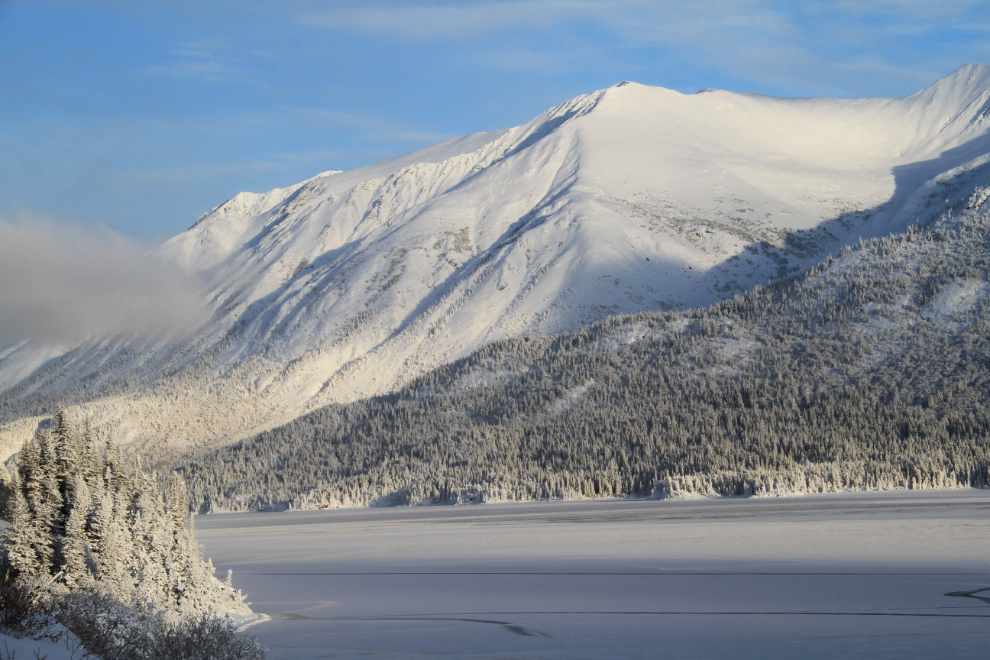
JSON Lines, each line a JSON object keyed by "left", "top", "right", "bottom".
{"left": 0, "top": 628, "right": 87, "bottom": 660}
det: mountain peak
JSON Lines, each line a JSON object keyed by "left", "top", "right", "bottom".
{"left": 5, "top": 67, "right": 990, "bottom": 461}
{"left": 942, "top": 62, "right": 990, "bottom": 83}
{"left": 905, "top": 62, "right": 990, "bottom": 102}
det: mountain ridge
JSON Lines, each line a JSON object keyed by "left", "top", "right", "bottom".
{"left": 1, "top": 66, "right": 989, "bottom": 463}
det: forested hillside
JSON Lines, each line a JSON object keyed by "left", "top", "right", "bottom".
{"left": 178, "top": 189, "right": 990, "bottom": 511}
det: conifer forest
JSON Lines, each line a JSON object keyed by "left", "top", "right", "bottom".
{"left": 178, "top": 192, "right": 990, "bottom": 511}
{"left": 0, "top": 408, "right": 264, "bottom": 659}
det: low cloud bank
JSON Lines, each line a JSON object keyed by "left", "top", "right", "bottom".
{"left": 0, "top": 217, "right": 207, "bottom": 344}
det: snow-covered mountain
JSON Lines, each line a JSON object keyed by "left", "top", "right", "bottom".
{"left": 2, "top": 64, "right": 989, "bottom": 460}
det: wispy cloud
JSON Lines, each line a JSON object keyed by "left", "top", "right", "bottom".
{"left": 366, "top": 130, "right": 452, "bottom": 144}
{"left": 141, "top": 59, "right": 239, "bottom": 81}
{"left": 0, "top": 216, "right": 207, "bottom": 344}
{"left": 117, "top": 159, "right": 291, "bottom": 188}
{"left": 302, "top": 1, "right": 788, "bottom": 42}
{"left": 140, "top": 37, "right": 243, "bottom": 83}
{"left": 303, "top": 0, "right": 981, "bottom": 41}
{"left": 274, "top": 150, "right": 349, "bottom": 164}
{"left": 282, "top": 107, "right": 452, "bottom": 144}
{"left": 303, "top": 1, "right": 560, "bottom": 40}
{"left": 301, "top": 0, "right": 987, "bottom": 97}
{"left": 483, "top": 47, "right": 593, "bottom": 74}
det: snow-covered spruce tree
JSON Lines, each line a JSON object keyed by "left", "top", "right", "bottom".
{"left": 0, "top": 407, "right": 250, "bottom": 615}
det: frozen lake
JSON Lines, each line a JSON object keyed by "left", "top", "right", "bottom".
{"left": 196, "top": 490, "right": 990, "bottom": 659}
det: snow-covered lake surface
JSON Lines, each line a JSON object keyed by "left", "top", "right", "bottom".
{"left": 196, "top": 490, "right": 990, "bottom": 659}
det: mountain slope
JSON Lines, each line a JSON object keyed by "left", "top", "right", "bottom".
{"left": 180, "top": 186, "right": 990, "bottom": 510}
{"left": 2, "top": 65, "right": 989, "bottom": 461}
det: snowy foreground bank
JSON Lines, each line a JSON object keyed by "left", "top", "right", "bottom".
{"left": 0, "top": 626, "right": 84, "bottom": 660}
{"left": 196, "top": 489, "right": 990, "bottom": 660}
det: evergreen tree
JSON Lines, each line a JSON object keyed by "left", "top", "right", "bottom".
{"left": 1, "top": 409, "right": 250, "bottom": 616}
{"left": 100, "top": 493, "right": 136, "bottom": 595}
{"left": 60, "top": 473, "right": 91, "bottom": 588}
{"left": 3, "top": 476, "right": 42, "bottom": 578}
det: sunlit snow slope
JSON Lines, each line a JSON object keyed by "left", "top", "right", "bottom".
{"left": 2, "top": 65, "right": 989, "bottom": 459}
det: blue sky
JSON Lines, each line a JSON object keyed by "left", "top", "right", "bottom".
{"left": 1, "top": 0, "right": 988, "bottom": 243}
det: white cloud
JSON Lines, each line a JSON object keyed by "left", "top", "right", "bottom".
{"left": 274, "top": 149, "right": 349, "bottom": 163}
{"left": 0, "top": 216, "right": 208, "bottom": 343}
{"left": 302, "top": 1, "right": 789, "bottom": 42}
{"left": 280, "top": 107, "right": 452, "bottom": 144}
{"left": 303, "top": 1, "right": 562, "bottom": 39}
{"left": 140, "top": 37, "right": 244, "bottom": 83}
{"left": 300, "top": 0, "right": 987, "bottom": 97}
{"left": 141, "top": 59, "right": 240, "bottom": 81}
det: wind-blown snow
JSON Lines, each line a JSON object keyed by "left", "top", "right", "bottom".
{"left": 2, "top": 65, "right": 989, "bottom": 457}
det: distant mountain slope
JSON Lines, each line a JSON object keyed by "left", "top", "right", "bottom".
{"left": 2, "top": 65, "right": 989, "bottom": 461}
{"left": 179, "top": 186, "right": 990, "bottom": 510}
